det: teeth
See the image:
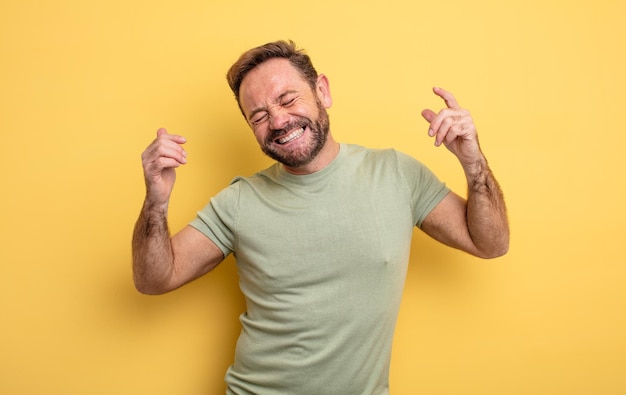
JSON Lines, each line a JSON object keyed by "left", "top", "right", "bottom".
{"left": 277, "top": 127, "right": 304, "bottom": 144}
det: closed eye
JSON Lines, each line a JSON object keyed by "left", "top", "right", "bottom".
{"left": 248, "top": 91, "right": 299, "bottom": 126}
{"left": 282, "top": 97, "right": 296, "bottom": 107}
{"left": 250, "top": 112, "right": 269, "bottom": 126}
{"left": 278, "top": 91, "right": 299, "bottom": 107}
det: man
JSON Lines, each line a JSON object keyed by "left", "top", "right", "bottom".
{"left": 132, "top": 40, "right": 509, "bottom": 394}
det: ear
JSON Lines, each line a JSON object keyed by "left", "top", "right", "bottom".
{"left": 315, "top": 74, "right": 332, "bottom": 108}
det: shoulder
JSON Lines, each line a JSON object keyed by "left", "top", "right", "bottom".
{"left": 343, "top": 144, "right": 427, "bottom": 175}
{"left": 225, "top": 163, "right": 282, "bottom": 190}
{"left": 342, "top": 143, "right": 402, "bottom": 166}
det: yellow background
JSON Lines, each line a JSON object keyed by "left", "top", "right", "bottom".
{"left": 1, "top": 0, "right": 625, "bottom": 393}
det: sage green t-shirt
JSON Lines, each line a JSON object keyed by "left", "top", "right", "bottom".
{"left": 190, "top": 144, "right": 449, "bottom": 395}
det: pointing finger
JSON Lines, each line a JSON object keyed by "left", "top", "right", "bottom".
{"left": 433, "top": 87, "right": 461, "bottom": 110}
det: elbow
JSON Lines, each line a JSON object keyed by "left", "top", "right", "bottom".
{"left": 480, "top": 245, "right": 509, "bottom": 259}
{"left": 134, "top": 283, "right": 161, "bottom": 295}
{"left": 133, "top": 275, "right": 172, "bottom": 295}
{"left": 134, "top": 281, "right": 158, "bottom": 295}
{"left": 134, "top": 283, "right": 171, "bottom": 295}
{"left": 477, "top": 237, "right": 509, "bottom": 259}
{"left": 132, "top": 256, "right": 177, "bottom": 295}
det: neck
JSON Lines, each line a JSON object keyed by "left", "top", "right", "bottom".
{"left": 283, "top": 134, "right": 340, "bottom": 175}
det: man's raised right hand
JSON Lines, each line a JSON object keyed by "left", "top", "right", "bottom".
{"left": 140, "top": 128, "right": 188, "bottom": 206}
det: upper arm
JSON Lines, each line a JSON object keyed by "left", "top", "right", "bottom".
{"left": 167, "top": 225, "right": 225, "bottom": 291}
{"left": 420, "top": 191, "right": 482, "bottom": 257}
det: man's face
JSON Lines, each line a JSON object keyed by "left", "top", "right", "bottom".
{"left": 238, "top": 58, "right": 332, "bottom": 169}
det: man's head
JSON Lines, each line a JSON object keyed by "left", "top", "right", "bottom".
{"left": 227, "top": 40, "right": 319, "bottom": 107}
{"left": 226, "top": 41, "right": 335, "bottom": 173}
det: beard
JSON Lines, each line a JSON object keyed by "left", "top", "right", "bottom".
{"left": 261, "top": 100, "right": 330, "bottom": 168}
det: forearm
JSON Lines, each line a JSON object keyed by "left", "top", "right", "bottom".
{"left": 464, "top": 156, "right": 509, "bottom": 258}
{"left": 132, "top": 200, "right": 175, "bottom": 294}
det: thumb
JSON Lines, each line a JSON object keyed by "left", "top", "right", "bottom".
{"left": 156, "top": 127, "right": 168, "bottom": 137}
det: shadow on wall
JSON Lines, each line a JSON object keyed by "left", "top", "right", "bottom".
{"left": 407, "top": 229, "right": 479, "bottom": 292}
{"left": 106, "top": 98, "right": 255, "bottom": 390}
{"left": 108, "top": 252, "right": 245, "bottom": 391}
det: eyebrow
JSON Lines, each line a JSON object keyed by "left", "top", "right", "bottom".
{"left": 247, "top": 90, "right": 299, "bottom": 122}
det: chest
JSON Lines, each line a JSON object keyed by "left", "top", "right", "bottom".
{"left": 233, "top": 176, "right": 415, "bottom": 295}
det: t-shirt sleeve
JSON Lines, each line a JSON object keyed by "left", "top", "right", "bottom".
{"left": 394, "top": 150, "right": 450, "bottom": 228}
{"left": 188, "top": 180, "right": 241, "bottom": 257}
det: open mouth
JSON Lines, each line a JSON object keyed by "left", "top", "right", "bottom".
{"left": 275, "top": 126, "right": 305, "bottom": 145}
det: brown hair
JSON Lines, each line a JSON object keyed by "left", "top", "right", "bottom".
{"left": 226, "top": 40, "right": 319, "bottom": 105}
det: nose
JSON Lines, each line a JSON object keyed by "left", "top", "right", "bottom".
{"left": 268, "top": 106, "right": 290, "bottom": 131}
